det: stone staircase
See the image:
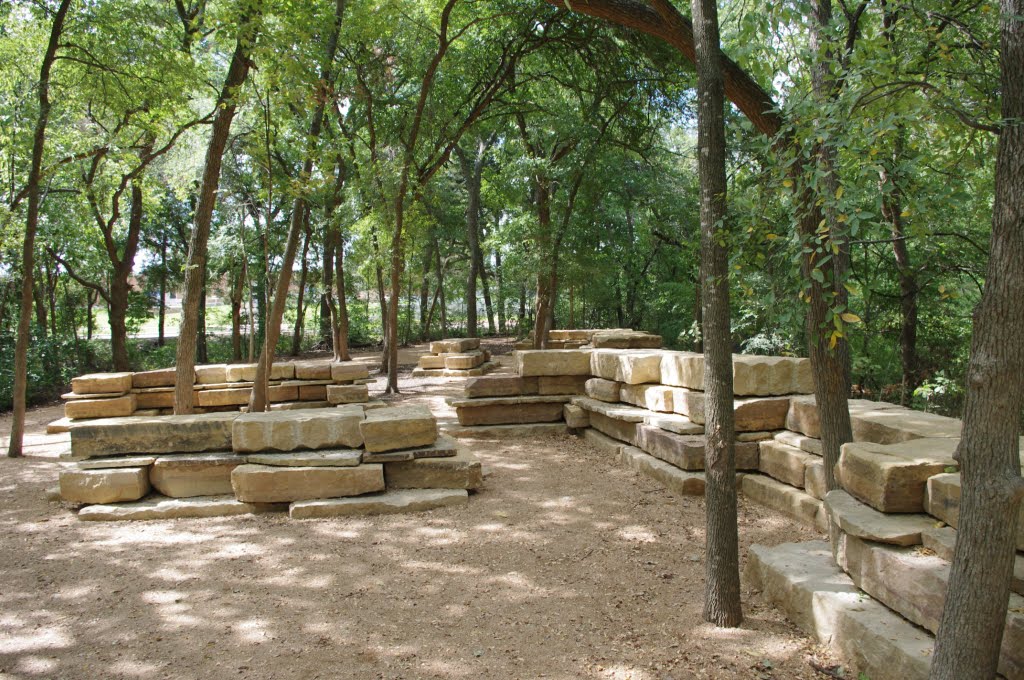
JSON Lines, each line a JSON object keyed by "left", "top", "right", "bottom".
{"left": 411, "top": 338, "right": 500, "bottom": 378}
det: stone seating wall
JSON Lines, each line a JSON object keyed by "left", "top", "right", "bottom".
{"left": 57, "top": 403, "right": 483, "bottom": 521}
{"left": 513, "top": 328, "right": 663, "bottom": 350}
{"left": 411, "top": 337, "right": 499, "bottom": 378}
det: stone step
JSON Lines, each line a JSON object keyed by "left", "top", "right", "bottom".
{"left": 745, "top": 540, "right": 933, "bottom": 680}
{"left": 442, "top": 422, "right": 568, "bottom": 439}
{"left": 926, "top": 472, "right": 1024, "bottom": 551}
{"left": 537, "top": 375, "right": 588, "bottom": 395}
{"left": 224, "top": 362, "right": 295, "bottom": 382}
{"left": 418, "top": 355, "right": 446, "bottom": 369}
{"left": 195, "top": 364, "right": 228, "bottom": 384}
{"left": 383, "top": 449, "right": 483, "bottom": 490}
{"left": 247, "top": 449, "right": 362, "bottom": 467}
{"left": 362, "top": 435, "right": 458, "bottom": 463}
{"left": 78, "top": 494, "right": 277, "bottom": 521}
{"left": 292, "top": 360, "right": 332, "bottom": 380}
{"left": 619, "top": 384, "right": 677, "bottom": 413}
{"left": 582, "top": 428, "right": 623, "bottom": 457}
{"left": 360, "top": 404, "right": 437, "bottom": 452}
{"left": 60, "top": 466, "right": 150, "bottom": 504}
{"left": 834, "top": 532, "right": 1024, "bottom": 678}
{"left": 590, "top": 349, "right": 664, "bottom": 384}
{"left": 740, "top": 474, "right": 827, "bottom": 531}
{"left": 588, "top": 330, "right": 662, "bottom": 349}
{"left": 773, "top": 429, "right": 823, "bottom": 455}
{"left": 514, "top": 349, "right": 592, "bottom": 376}
{"left": 65, "top": 394, "right": 137, "bottom": 419}
{"left": 150, "top": 453, "right": 244, "bottom": 498}
{"left": 838, "top": 438, "right": 958, "bottom": 513}
{"left": 445, "top": 351, "right": 486, "bottom": 370}
{"left": 70, "top": 412, "right": 238, "bottom": 458}
{"left": 464, "top": 375, "right": 538, "bottom": 398}
{"left": 47, "top": 417, "right": 78, "bottom": 434}
{"left": 289, "top": 488, "right": 469, "bottom": 519}
{"left": 824, "top": 490, "right": 936, "bottom": 546}
{"left": 584, "top": 377, "right": 621, "bottom": 403}
{"left": 232, "top": 407, "right": 364, "bottom": 453}
{"left": 921, "top": 526, "right": 1024, "bottom": 596}
{"left": 618, "top": 445, "right": 705, "bottom": 496}
{"left": 326, "top": 384, "right": 370, "bottom": 405}
{"left": 758, "top": 440, "right": 817, "bottom": 489}
{"left": 786, "top": 396, "right": 903, "bottom": 439}
{"left": 72, "top": 372, "right": 133, "bottom": 395}
{"left": 429, "top": 338, "right": 480, "bottom": 354}
{"left": 231, "top": 463, "right": 384, "bottom": 503}
{"left": 448, "top": 395, "right": 571, "bottom": 426}
{"left": 132, "top": 368, "right": 176, "bottom": 389}
{"left": 636, "top": 424, "right": 759, "bottom": 472}
{"left": 563, "top": 403, "right": 589, "bottom": 429}
{"left": 73, "top": 455, "right": 156, "bottom": 469}
{"left": 331, "top": 362, "right": 370, "bottom": 382}
{"left": 681, "top": 394, "right": 791, "bottom": 433}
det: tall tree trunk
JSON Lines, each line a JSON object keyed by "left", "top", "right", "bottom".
{"left": 481, "top": 246, "right": 495, "bottom": 335}
{"left": 108, "top": 274, "right": 131, "bottom": 372}
{"left": 197, "top": 275, "right": 208, "bottom": 365}
{"left": 8, "top": 0, "right": 72, "bottom": 458}
{"left": 86, "top": 289, "right": 96, "bottom": 340}
{"left": 691, "top": 0, "right": 742, "bottom": 627}
{"left": 324, "top": 156, "right": 350, "bottom": 361}
{"left": 33, "top": 276, "right": 47, "bottom": 333}
{"left": 930, "top": 2, "right": 1024, "bottom": 675}
{"left": 175, "top": 6, "right": 261, "bottom": 414}
{"left": 250, "top": 0, "right": 345, "bottom": 412}
{"left": 291, "top": 213, "right": 311, "bottom": 356}
{"left": 419, "top": 238, "right": 434, "bottom": 340}
{"left": 495, "top": 248, "right": 506, "bottom": 334}
{"left": 434, "top": 244, "right": 447, "bottom": 335}
{"left": 158, "top": 234, "right": 167, "bottom": 347}
{"left": 517, "top": 283, "right": 526, "bottom": 335}
{"left": 230, "top": 267, "right": 244, "bottom": 361}
{"left": 332, "top": 232, "right": 351, "bottom": 362}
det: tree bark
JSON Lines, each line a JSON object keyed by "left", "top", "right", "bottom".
{"left": 158, "top": 234, "right": 167, "bottom": 347}
{"left": 690, "top": 0, "right": 742, "bottom": 628}
{"left": 9, "top": 0, "right": 72, "bottom": 458}
{"left": 175, "top": 6, "right": 261, "bottom": 414}
{"left": 495, "top": 248, "right": 506, "bottom": 334}
{"left": 291, "top": 212, "right": 311, "bottom": 356}
{"left": 930, "top": 1, "right": 1024, "bottom": 675}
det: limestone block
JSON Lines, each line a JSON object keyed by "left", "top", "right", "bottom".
{"left": 66, "top": 394, "right": 137, "bottom": 419}
{"left": 660, "top": 351, "right": 704, "bottom": 389}
{"left": 290, "top": 488, "right": 468, "bottom": 518}
{"left": 537, "top": 375, "right": 588, "bottom": 395}
{"left": 231, "top": 463, "right": 384, "bottom": 502}
{"left": 451, "top": 396, "right": 569, "bottom": 426}
{"left": 835, "top": 533, "right": 1024, "bottom": 678}
{"left": 921, "top": 526, "right": 1024, "bottom": 597}
{"left": 231, "top": 407, "right": 364, "bottom": 453}
{"left": 247, "top": 449, "right": 362, "bottom": 466}
{"left": 583, "top": 428, "right": 623, "bottom": 457}
{"left": 134, "top": 390, "right": 176, "bottom": 409}
{"left": 444, "top": 352, "right": 486, "bottom": 370}
{"left": 732, "top": 355, "right": 813, "bottom": 397}
{"left": 804, "top": 459, "right": 826, "bottom": 500}
{"left": 852, "top": 408, "right": 962, "bottom": 444}
{"left": 194, "top": 364, "right": 227, "bottom": 384}
{"left": 590, "top": 331, "right": 663, "bottom": 349}
{"left": 196, "top": 387, "right": 251, "bottom": 407}
{"left": 411, "top": 368, "right": 444, "bottom": 378}
{"left": 464, "top": 376, "right": 538, "bottom": 398}
{"left": 360, "top": 404, "right": 437, "bottom": 452}
{"left": 362, "top": 435, "right": 457, "bottom": 463}
{"left": 620, "top": 384, "right": 675, "bottom": 413}
{"left": 60, "top": 466, "right": 150, "bottom": 504}
{"left": 643, "top": 413, "right": 704, "bottom": 436}
{"left": 269, "top": 384, "right": 299, "bottom": 403}
{"left": 571, "top": 396, "right": 650, "bottom": 423}
{"left": 926, "top": 473, "right": 1024, "bottom": 550}
{"left": 590, "top": 349, "right": 664, "bottom": 384}
{"left": 270, "top": 400, "right": 330, "bottom": 411}
{"left": 636, "top": 424, "right": 760, "bottom": 471}
{"left": 70, "top": 412, "right": 237, "bottom": 458}
{"left": 683, "top": 393, "right": 790, "bottom": 432}
{"left": 132, "top": 409, "right": 161, "bottom": 417}
{"left": 293, "top": 360, "right": 332, "bottom": 380}
{"left": 330, "top": 362, "right": 371, "bottom": 382}
{"left": 825, "top": 490, "right": 935, "bottom": 546}
{"left": 47, "top": 417, "right": 78, "bottom": 434}
{"left": 74, "top": 455, "right": 156, "bottom": 469}
{"left": 72, "top": 372, "right": 133, "bottom": 395}
{"left": 838, "top": 438, "right": 958, "bottom": 513}
{"left": 584, "top": 378, "right": 621, "bottom": 403}
{"left": 78, "top": 495, "right": 271, "bottom": 521}
{"left": 224, "top": 363, "right": 294, "bottom": 382}
{"left": 741, "top": 474, "right": 826, "bottom": 530}
{"left": 619, "top": 446, "right": 705, "bottom": 495}
{"left": 150, "top": 453, "right": 243, "bottom": 497}
{"left": 549, "top": 329, "right": 592, "bottom": 342}
{"left": 774, "top": 430, "right": 823, "bottom": 456}
{"left": 515, "top": 349, "right": 592, "bottom": 377}
{"left": 327, "top": 384, "right": 369, "bottom": 405}
{"left": 786, "top": 396, "right": 905, "bottom": 439}
{"left": 745, "top": 541, "right": 933, "bottom": 680}
{"left": 588, "top": 412, "right": 638, "bottom": 446}
{"left": 299, "top": 384, "right": 328, "bottom": 401}
{"left": 563, "top": 403, "right": 590, "bottom": 429}
{"left": 443, "top": 422, "right": 567, "bottom": 438}
{"left": 132, "top": 369, "right": 176, "bottom": 389}
{"left": 418, "top": 355, "right": 447, "bottom": 369}
{"left": 737, "top": 431, "right": 775, "bottom": 442}
{"left": 758, "top": 440, "right": 817, "bottom": 488}
{"left": 430, "top": 338, "right": 480, "bottom": 354}
{"left": 384, "top": 449, "right": 482, "bottom": 490}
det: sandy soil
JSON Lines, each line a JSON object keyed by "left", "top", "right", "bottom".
{"left": 0, "top": 343, "right": 837, "bottom": 680}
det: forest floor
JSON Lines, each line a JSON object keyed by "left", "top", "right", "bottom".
{"left": 0, "top": 340, "right": 838, "bottom": 680}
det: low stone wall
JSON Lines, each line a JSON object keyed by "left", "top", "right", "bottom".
{"left": 513, "top": 328, "right": 663, "bottom": 350}
{"left": 411, "top": 337, "right": 498, "bottom": 378}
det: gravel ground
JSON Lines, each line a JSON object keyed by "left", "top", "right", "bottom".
{"left": 0, "top": 344, "right": 837, "bottom": 680}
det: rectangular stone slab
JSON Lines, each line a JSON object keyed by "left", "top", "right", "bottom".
{"left": 659, "top": 351, "right": 704, "bottom": 389}
{"left": 583, "top": 428, "right": 624, "bottom": 457}
{"left": 838, "top": 438, "right": 958, "bottom": 513}
{"left": 452, "top": 397, "right": 568, "bottom": 426}
{"left": 758, "top": 440, "right": 817, "bottom": 488}
{"left": 515, "top": 349, "right": 592, "bottom": 377}
{"left": 619, "top": 446, "right": 705, "bottom": 495}
{"left": 590, "top": 349, "right": 664, "bottom": 384}
{"left": 584, "top": 378, "right": 621, "bottom": 403}
{"left": 636, "top": 424, "right": 759, "bottom": 471}
{"left": 60, "top": 467, "right": 150, "bottom": 504}
{"left": 359, "top": 404, "right": 437, "bottom": 452}
{"left": 231, "top": 463, "right": 384, "bottom": 502}
{"left": 150, "top": 453, "right": 243, "bottom": 498}
{"left": 73, "top": 455, "right": 156, "bottom": 469}
{"left": 292, "top": 360, "right": 332, "bottom": 380}
{"left": 363, "top": 435, "right": 458, "bottom": 462}
{"left": 537, "top": 375, "right": 589, "bottom": 395}
{"left": 70, "top": 413, "right": 237, "bottom": 458}
{"left": 224, "top": 363, "right": 294, "bottom": 382}
{"left": 290, "top": 488, "right": 469, "bottom": 519}
{"left": 65, "top": 394, "right": 137, "bottom": 419}
{"left": 418, "top": 355, "right": 447, "bottom": 369}
{"left": 384, "top": 449, "right": 482, "bottom": 490}
{"left": 429, "top": 338, "right": 480, "bottom": 354}
{"left": 246, "top": 449, "right": 362, "bottom": 466}
{"left": 232, "top": 407, "right": 364, "bottom": 453}
{"left": 464, "top": 376, "right": 539, "bottom": 398}
{"left": 135, "top": 390, "right": 177, "bottom": 409}
{"left": 299, "top": 384, "right": 328, "bottom": 401}
{"left": 132, "top": 369, "right": 176, "bottom": 389}
{"left": 926, "top": 472, "right": 1024, "bottom": 550}
{"left": 588, "top": 412, "right": 638, "bottom": 446}
{"left": 741, "top": 474, "right": 826, "bottom": 530}
{"left": 196, "top": 387, "right": 251, "bottom": 407}
{"left": 852, "top": 408, "right": 962, "bottom": 444}
{"left": 563, "top": 403, "right": 590, "bottom": 429}
{"left": 194, "top": 364, "right": 227, "bottom": 384}
{"left": 774, "top": 430, "right": 823, "bottom": 456}
{"left": 732, "top": 355, "right": 813, "bottom": 397}
{"left": 326, "top": 384, "right": 370, "bottom": 405}
{"left": 619, "top": 384, "right": 675, "bottom": 413}
{"left": 72, "top": 372, "right": 133, "bottom": 395}
{"left": 78, "top": 494, "right": 273, "bottom": 521}
{"left": 445, "top": 352, "right": 486, "bottom": 370}
{"left": 330, "top": 362, "right": 371, "bottom": 382}
{"left": 644, "top": 413, "right": 704, "bottom": 436}
{"left": 825, "top": 489, "right": 936, "bottom": 546}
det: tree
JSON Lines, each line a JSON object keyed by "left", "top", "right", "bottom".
{"left": 929, "top": 1, "right": 1024, "bottom": 675}
{"left": 8, "top": 0, "right": 72, "bottom": 459}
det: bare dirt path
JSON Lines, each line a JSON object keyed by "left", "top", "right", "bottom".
{"left": 0, "top": 353, "right": 834, "bottom": 680}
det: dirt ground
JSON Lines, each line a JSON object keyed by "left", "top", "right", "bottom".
{"left": 0, "top": 344, "right": 837, "bottom": 680}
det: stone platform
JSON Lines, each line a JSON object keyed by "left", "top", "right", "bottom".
{"left": 411, "top": 338, "right": 499, "bottom": 378}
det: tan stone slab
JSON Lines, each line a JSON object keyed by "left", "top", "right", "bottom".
{"left": 659, "top": 351, "right": 704, "bottom": 389}
{"left": 132, "top": 368, "right": 176, "bottom": 389}
{"left": 331, "top": 362, "right": 371, "bottom": 382}
{"left": 196, "top": 387, "right": 251, "bottom": 407}
{"left": 619, "top": 446, "right": 705, "bottom": 495}
{"left": 268, "top": 384, "right": 299, "bottom": 403}
{"left": 224, "top": 363, "right": 294, "bottom": 382}
{"left": 643, "top": 413, "right": 704, "bottom": 436}
{"left": 293, "top": 360, "right": 332, "bottom": 380}
{"left": 746, "top": 541, "right": 933, "bottom": 680}
{"left": 737, "top": 430, "right": 776, "bottom": 442}
{"left": 232, "top": 407, "right": 364, "bottom": 453}
{"left": 590, "top": 349, "right": 664, "bottom": 384}
{"left": 298, "top": 384, "right": 327, "bottom": 401}
{"left": 454, "top": 399, "right": 565, "bottom": 426}
{"left": 464, "top": 375, "right": 539, "bottom": 398}
{"left": 549, "top": 329, "right": 594, "bottom": 342}
{"left": 72, "top": 372, "right": 133, "bottom": 395}
{"left": 47, "top": 417, "right": 80, "bottom": 434}
{"left": 60, "top": 466, "right": 150, "bottom": 504}
{"left": 582, "top": 428, "right": 624, "bottom": 457}
{"left": 149, "top": 453, "right": 243, "bottom": 498}
{"left": 825, "top": 490, "right": 935, "bottom": 546}
{"left": 804, "top": 459, "right": 826, "bottom": 500}
{"left": 838, "top": 438, "right": 958, "bottom": 513}
{"left": 835, "top": 533, "right": 1024, "bottom": 678}
{"left": 78, "top": 494, "right": 274, "bottom": 521}
{"left": 65, "top": 394, "right": 137, "bottom": 419}
{"left": 246, "top": 449, "right": 362, "bottom": 467}
{"left": 418, "top": 355, "right": 447, "bottom": 369}
{"left": 571, "top": 396, "right": 650, "bottom": 423}
{"left": 588, "top": 412, "right": 638, "bottom": 446}
{"left": 70, "top": 412, "right": 239, "bottom": 458}
{"left": 280, "top": 379, "right": 334, "bottom": 387}
{"left": 926, "top": 472, "right": 1024, "bottom": 550}
{"left": 442, "top": 422, "right": 568, "bottom": 438}
{"left": 269, "top": 400, "right": 330, "bottom": 411}
{"left": 326, "top": 384, "right": 369, "bottom": 405}
{"left": 515, "top": 349, "right": 592, "bottom": 377}
{"left": 194, "top": 364, "right": 227, "bottom": 384}
{"left": 564, "top": 404, "right": 590, "bottom": 429}
{"left": 72, "top": 455, "right": 155, "bottom": 469}
{"left": 620, "top": 384, "right": 675, "bottom": 413}
{"left": 786, "top": 396, "right": 905, "bottom": 439}
{"left": 636, "top": 424, "right": 759, "bottom": 471}
{"left": 584, "top": 378, "right": 621, "bottom": 403}
{"left": 429, "top": 338, "right": 480, "bottom": 354}
{"left": 444, "top": 352, "right": 486, "bottom": 370}
{"left": 852, "top": 408, "right": 962, "bottom": 444}
{"left": 442, "top": 362, "right": 496, "bottom": 378}
{"left": 360, "top": 404, "right": 437, "bottom": 453}
{"left": 537, "top": 375, "right": 588, "bottom": 396}
{"left": 63, "top": 390, "right": 128, "bottom": 401}
{"left": 384, "top": 449, "right": 482, "bottom": 490}
{"left": 135, "top": 390, "right": 177, "bottom": 409}
{"left": 589, "top": 331, "right": 663, "bottom": 349}
{"left": 741, "top": 474, "right": 827, "bottom": 530}
{"left": 363, "top": 435, "right": 458, "bottom": 463}
{"left": 231, "top": 463, "right": 383, "bottom": 502}
{"left": 758, "top": 440, "right": 816, "bottom": 488}
{"left": 732, "top": 354, "right": 813, "bottom": 397}
{"left": 774, "top": 430, "right": 823, "bottom": 456}
{"left": 290, "top": 488, "right": 468, "bottom": 519}
{"left": 921, "top": 526, "right": 1024, "bottom": 597}
{"left": 679, "top": 393, "right": 790, "bottom": 432}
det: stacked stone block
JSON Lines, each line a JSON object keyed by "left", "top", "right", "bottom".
{"left": 513, "top": 328, "right": 663, "bottom": 350}
{"left": 411, "top": 338, "right": 498, "bottom": 378}
{"left": 59, "top": 404, "right": 482, "bottom": 521}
